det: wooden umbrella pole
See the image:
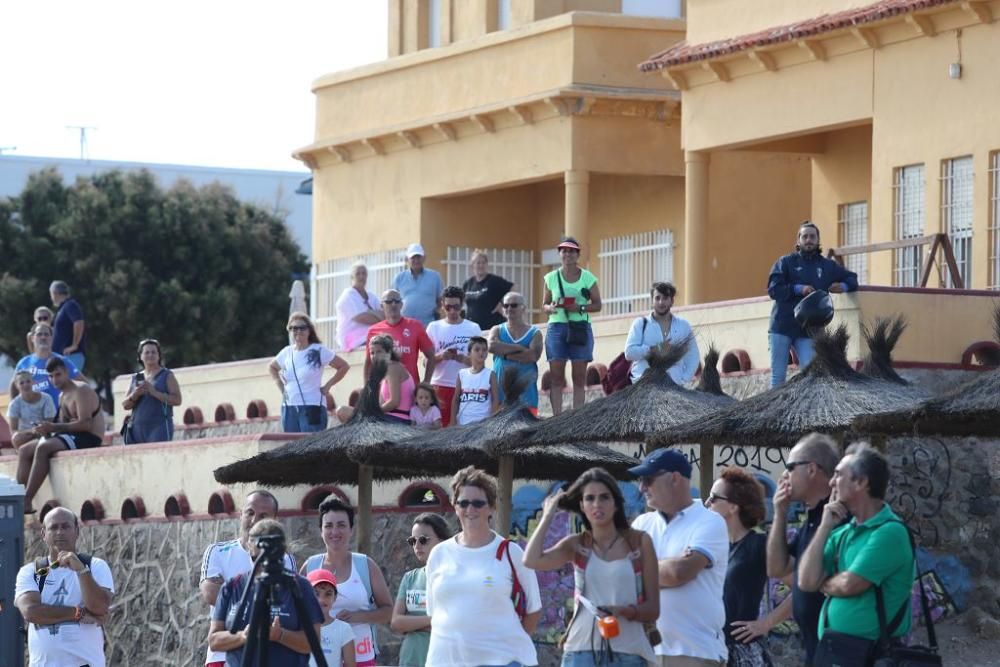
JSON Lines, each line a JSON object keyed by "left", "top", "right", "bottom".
{"left": 357, "top": 464, "right": 374, "bottom": 556}
{"left": 699, "top": 443, "right": 714, "bottom": 501}
{"left": 496, "top": 455, "right": 515, "bottom": 538}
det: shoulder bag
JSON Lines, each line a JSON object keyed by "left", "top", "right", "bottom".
{"left": 496, "top": 539, "right": 527, "bottom": 619}
{"left": 555, "top": 271, "right": 590, "bottom": 346}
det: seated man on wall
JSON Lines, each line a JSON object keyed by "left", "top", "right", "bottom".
{"left": 767, "top": 221, "right": 857, "bottom": 387}
{"left": 17, "top": 357, "right": 105, "bottom": 514}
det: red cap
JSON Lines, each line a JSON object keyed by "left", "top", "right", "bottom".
{"left": 557, "top": 238, "right": 581, "bottom": 251}
{"left": 307, "top": 569, "right": 338, "bottom": 588}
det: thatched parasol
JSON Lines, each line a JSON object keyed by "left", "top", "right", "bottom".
{"left": 350, "top": 371, "right": 639, "bottom": 535}
{"left": 513, "top": 340, "right": 733, "bottom": 447}
{"left": 695, "top": 346, "right": 729, "bottom": 397}
{"left": 650, "top": 325, "right": 924, "bottom": 451}
{"left": 853, "top": 306, "right": 1000, "bottom": 437}
{"left": 213, "top": 360, "right": 420, "bottom": 553}
{"left": 859, "top": 316, "right": 910, "bottom": 385}
{"left": 507, "top": 341, "right": 734, "bottom": 500}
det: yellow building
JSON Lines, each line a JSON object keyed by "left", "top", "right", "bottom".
{"left": 294, "top": 0, "right": 811, "bottom": 344}
{"left": 642, "top": 0, "right": 1000, "bottom": 301}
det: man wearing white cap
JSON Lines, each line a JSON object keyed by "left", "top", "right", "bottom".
{"left": 394, "top": 243, "right": 444, "bottom": 326}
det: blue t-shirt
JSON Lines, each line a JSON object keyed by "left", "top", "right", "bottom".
{"left": 213, "top": 571, "right": 324, "bottom": 667}
{"left": 53, "top": 298, "right": 86, "bottom": 355}
{"left": 393, "top": 268, "right": 443, "bottom": 326}
{"left": 14, "top": 353, "right": 81, "bottom": 410}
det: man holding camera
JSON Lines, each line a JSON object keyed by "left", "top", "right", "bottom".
{"left": 15, "top": 507, "right": 114, "bottom": 666}
{"left": 208, "top": 519, "right": 324, "bottom": 666}
{"left": 201, "top": 490, "right": 296, "bottom": 667}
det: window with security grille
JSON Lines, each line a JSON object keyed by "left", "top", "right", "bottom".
{"left": 893, "top": 165, "right": 925, "bottom": 287}
{"left": 442, "top": 247, "right": 538, "bottom": 318}
{"left": 837, "top": 201, "right": 869, "bottom": 284}
{"left": 598, "top": 229, "right": 675, "bottom": 316}
{"left": 989, "top": 152, "right": 1000, "bottom": 289}
{"left": 941, "top": 156, "right": 974, "bottom": 288}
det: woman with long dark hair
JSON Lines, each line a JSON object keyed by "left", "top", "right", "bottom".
{"left": 269, "top": 311, "right": 349, "bottom": 432}
{"left": 392, "top": 513, "right": 452, "bottom": 666}
{"left": 523, "top": 467, "right": 658, "bottom": 666}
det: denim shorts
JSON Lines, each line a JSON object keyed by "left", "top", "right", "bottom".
{"left": 546, "top": 321, "right": 594, "bottom": 362}
{"left": 561, "top": 650, "right": 648, "bottom": 667}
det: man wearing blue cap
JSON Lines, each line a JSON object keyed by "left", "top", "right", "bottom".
{"left": 630, "top": 448, "right": 729, "bottom": 666}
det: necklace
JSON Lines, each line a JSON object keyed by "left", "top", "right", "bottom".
{"left": 592, "top": 532, "right": 621, "bottom": 558}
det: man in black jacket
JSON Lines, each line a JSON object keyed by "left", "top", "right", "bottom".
{"left": 767, "top": 222, "right": 858, "bottom": 387}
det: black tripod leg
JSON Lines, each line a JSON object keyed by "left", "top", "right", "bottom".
{"left": 241, "top": 577, "right": 272, "bottom": 667}
{"left": 284, "top": 572, "right": 329, "bottom": 667}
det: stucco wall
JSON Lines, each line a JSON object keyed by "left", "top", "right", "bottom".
{"left": 685, "top": 0, "right": 878, "bottom": 44}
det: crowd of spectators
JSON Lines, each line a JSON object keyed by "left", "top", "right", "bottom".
{"left": 13, "top": 435, "right": 914, "bottom": 667}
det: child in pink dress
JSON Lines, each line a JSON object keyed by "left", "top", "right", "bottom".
{"left": 409, "top": 383, "right": 443, "bottom": 429}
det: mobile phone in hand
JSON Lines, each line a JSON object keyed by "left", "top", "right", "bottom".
{"left": 135, "top": 372, "right": 145, "bottom": 386}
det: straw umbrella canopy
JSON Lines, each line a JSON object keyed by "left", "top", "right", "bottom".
{"left": 350, "top": 371, "right": 639, "bottom": 535}
{"left": 512, "top": 340, "right": 734, "bottom": 448}
{"left": 508, "top": 342, "right": 733, "bottom": 498}
{"left": 853, "top": 307, "right": 1000, "bottom": 437}
{"left": 213, "top": 361, "right": 421, "bottom": 553}
{"left": 650, "top": 325, "right": 924, "bottom": 451}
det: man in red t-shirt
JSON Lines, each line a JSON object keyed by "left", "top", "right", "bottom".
{"left": 365, "top": 288, "right": 436, "bottom": 384}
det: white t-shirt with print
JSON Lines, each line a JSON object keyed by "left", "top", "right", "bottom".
{"left": 426, "top": 319, "right": 482, "bottom": 387}
{"left": 200, "top": 538, "right": 296, "bottom": 664}
{"left": 15, "top": 556, "right": 115, "bottom": 667}
{"left": 274, "top": 343, "right": 336, "bottom": 406}
{"left": 426, "top": 533, "right": 541, "bottom": 666}
{"left": 632, "top": 503, "right": 729, "bottom": 662}
{"left": 310, "top": 618, "right": 354, "bottom": 667}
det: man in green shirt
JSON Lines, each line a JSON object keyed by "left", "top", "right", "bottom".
{"left": 798, "top": 442, "right": 914, "bottom": 643}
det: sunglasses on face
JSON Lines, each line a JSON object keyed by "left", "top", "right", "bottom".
{"left": 785, "top": 461, "right": 812, "bottom": 472}
{"left": 36, "top": 316, "right": 50, "bottom": 322}
{"left": 406, "top": 535, "right": 432, "bottom": 546}
{"left": 456, "top": 499, "right": 488, "bottom": 509}
{"left": 706, "top": 493, "right": 731, "bottom": 505}
{"left": 382, "top": 299, "right": 402, "bottom": 305}
{"left": 502, "top": 303, "right": 522, "bottom": 309}
{"left": 288, "top": 325, "right": 308, "bottom": 332}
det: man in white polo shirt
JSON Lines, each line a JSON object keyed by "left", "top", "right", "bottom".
{"left": 631, "top": 449, "right": 729, "bottom": 666}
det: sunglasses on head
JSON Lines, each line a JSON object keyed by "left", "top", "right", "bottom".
{"left": 406, "top": 535, "right": 432, "bottom": 546}
{"left": 455, "top": 499, "right": 488, "bottom": 509}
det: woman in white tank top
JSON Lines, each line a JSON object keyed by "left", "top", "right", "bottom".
{"left": 523, "top": 468, "right": 660, "bottom": 666}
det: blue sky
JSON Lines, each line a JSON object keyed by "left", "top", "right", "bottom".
{"left": 0, "top": 1, "right": 388, "bottom": 171}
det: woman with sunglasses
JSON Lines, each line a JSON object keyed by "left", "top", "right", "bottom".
{"left": 25, "top": 306, "right": 55, "bottom": 354}
{"left": 302, "top": 495, "right": 394, "bottom": 667}
{"left": 392, "top": 513, "right": 452, "bottom": 667}
{"left": 269, "top": 311, "right": 349, "bottom": 432}
{"left": 121, "top": 339, "right": 182, "bottom": 444}
{"left": 524, "top": 467, "right": 658, "bottom": 667}
{"left": 542, "top": 236, "right": 602, "bottom": 415}
{"left": 425, "top": 466, "right": 542, "bottom": 666}
{"left": 705, "top": 468, "right": 792, "bottom": 667}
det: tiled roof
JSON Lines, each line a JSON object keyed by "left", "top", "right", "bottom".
{"left": 639, "top": 0, "right": 962, "bottom": 71}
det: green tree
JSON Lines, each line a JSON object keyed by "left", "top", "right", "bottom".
{"left": 0, "top": 168, "right": 309, "bottom": 409}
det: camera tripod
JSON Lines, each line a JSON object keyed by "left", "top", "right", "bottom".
{"left": 231, "top": 552, "right": 328, "bottom": 667}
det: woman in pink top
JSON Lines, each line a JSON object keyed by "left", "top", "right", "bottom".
{"left": 370, "top": 334, "right": 415, "bottom": 423}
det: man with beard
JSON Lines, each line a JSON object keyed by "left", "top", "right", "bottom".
{"left": 767, "top": 221, "right": 858, "bottom": 387}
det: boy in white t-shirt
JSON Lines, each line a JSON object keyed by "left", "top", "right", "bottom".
{"left": 451, "top": 336, "right": 499, "bottom": 426}
{"left": 8, "top": 370, "right": 57, "bottom": 448}
{"left": 426, "top": 285, "right": 481, "bottom": 426}
{"left": 307, "top": 569, "right": 356, "bottom": 667}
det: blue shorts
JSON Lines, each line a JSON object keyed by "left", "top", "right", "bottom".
{"left": 545, "top": 322, "right": 594, "bottom": 362}
{"left": 561, "top": 651, "right": 648, "bottom": 666}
